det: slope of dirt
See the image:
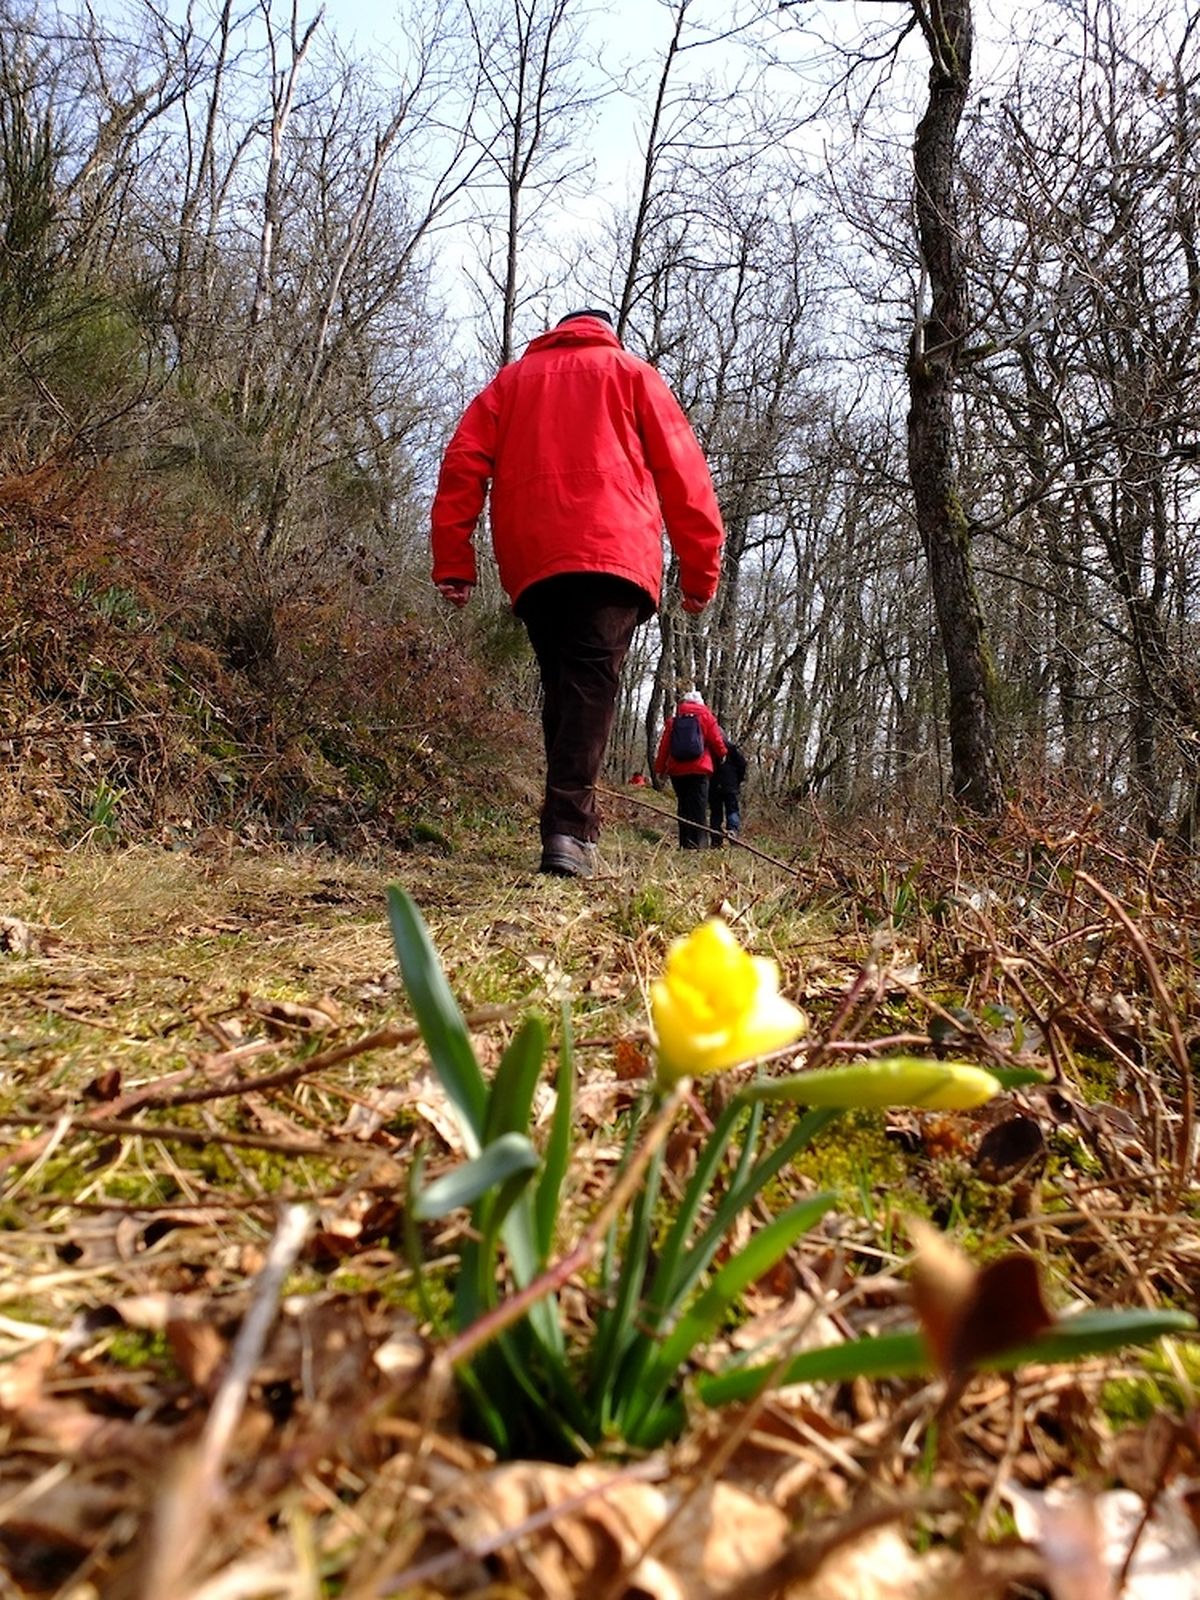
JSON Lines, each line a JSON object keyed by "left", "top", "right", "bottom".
{"left": 0, "top": 466, "right": 539, "bottom": 853}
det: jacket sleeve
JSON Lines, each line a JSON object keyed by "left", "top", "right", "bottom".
{"left": 728, "top": 744, "right": 747, "bottom": 783}
{"left": 635, "top": 367, "right": 725, "bottom": 602}
{"left": 431, "top": 385, "right": 500, "bottom": 586}
{"left": 704, "top": 710, "right": 727, "bottom": 763}
{"left": 654, "top": 722, "right": 672, "bottom": 775}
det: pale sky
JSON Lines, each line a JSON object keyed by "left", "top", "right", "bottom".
{"left": 336, "top": 0, "right": 1037, "bottom": 198}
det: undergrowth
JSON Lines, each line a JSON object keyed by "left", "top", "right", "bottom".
{"left": 0, "top": 467, "right": 536, "bottom": 850}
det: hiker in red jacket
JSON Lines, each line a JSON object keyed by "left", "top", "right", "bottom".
{"left": 654, "top": 690, "right": 727, "bottom": 849}
{"left": 431, "top": 309, "right": 725, "bottom": 878}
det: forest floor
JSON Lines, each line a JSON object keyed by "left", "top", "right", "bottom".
{"left": 0, "top": 799, "right": 1198, "bottom": 1599}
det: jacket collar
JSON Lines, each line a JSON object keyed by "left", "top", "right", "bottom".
{"left": 524, "top": 318, "right": 622, "bottom": 356}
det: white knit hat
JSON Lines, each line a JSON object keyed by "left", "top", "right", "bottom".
{"left": 681, "top": 690, "right": 703, "bottom": 704}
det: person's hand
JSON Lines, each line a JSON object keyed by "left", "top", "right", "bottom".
{"left": 681, "top": 592, "right": 708, "bottom": 615}
{"left": 437, "top": 580, "right": 474, "bottom": 608}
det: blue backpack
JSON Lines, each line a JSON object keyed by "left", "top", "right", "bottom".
{"left": 669, "top": 711, "right": 704, "bottom": 762}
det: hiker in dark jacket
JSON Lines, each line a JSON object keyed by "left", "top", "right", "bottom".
{"left": 709, "top": 740, "right": 747, "bottom": 846}
{"left": 654, "top": 690, "right": 727, "bottom": 849}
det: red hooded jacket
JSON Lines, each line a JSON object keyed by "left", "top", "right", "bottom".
{"left": 430, "top": 318, "right": 724, "bottom": 609}
{"left": 655, "top": 698, "right": 727, "bottom": 778}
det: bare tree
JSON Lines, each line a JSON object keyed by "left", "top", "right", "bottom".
{"left": 237, "top": 0, "right": 323, "bottom": 427}
{"left": 459, "top": 0, "right": 600, "bottom": 365}
{"left": 959, "top": 0, "right": 1200, "bottom": 832}
{"left": 905, "top": 0, "right": 1003, "bottom": 813}
{"left": 0, "top": 0, "right": 199, "bottom": 455}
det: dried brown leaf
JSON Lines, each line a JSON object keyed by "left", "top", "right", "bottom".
{"left": 784, "top": 1526, "right": 959, "bottom": 1600}
{"left": 167, "top": 1318, "right": 227, "bottom": 1392}
{"left": 973, "top": 1114, "right": 1046, "bottom": 1183}
{"left": 428, "top": 1460, "right": 791, "bottom": 1600}
{"left": 82, "top": 1066, "right": 123, "bottom": 1101}
{"left": 907, "top": 1217, "right": 1053, "bottom": 1376}
{"left": 0, "top": 913, "right": 47, "bottom": 955}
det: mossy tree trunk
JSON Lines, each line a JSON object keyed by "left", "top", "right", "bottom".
{"left": 906, "top": 0, "right": 1003, "bottom": 815}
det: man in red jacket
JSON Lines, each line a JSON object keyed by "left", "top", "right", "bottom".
{"left": 431, "top": 309, "right": 725, "bottom": 877}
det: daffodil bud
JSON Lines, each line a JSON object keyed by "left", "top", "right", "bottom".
{"left": 652, "top": 919, "right": 808, "bottom": 1088}
{"left": 741, "top": 1056, "right": 1001, "bottom": 1111}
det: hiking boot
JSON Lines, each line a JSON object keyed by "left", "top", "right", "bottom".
{"left": 539, "top": 834, "right": 596, "bottom": 878}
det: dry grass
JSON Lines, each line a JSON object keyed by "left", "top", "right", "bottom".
{"left": 0, "top": 807, "right": 1197, "bottom": 1596}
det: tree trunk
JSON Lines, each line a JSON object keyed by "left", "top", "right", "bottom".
{"left": 906, "top": 0, "right": 1003, "bottom": 815}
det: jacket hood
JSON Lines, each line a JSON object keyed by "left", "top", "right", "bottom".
{"left": 524, "top": 318, "right": 622, "bottom": 356}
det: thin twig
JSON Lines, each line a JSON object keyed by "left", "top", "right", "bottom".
{"left": 0, "top": 1003, "right": 519, "bottom": 1170}
{"left": 134, "top": 1004, "right": 517, "bottom": 1112}
{"left": 1116, "top": 1426, "right": 1181, "bottom": 1592}
{"left": 595, "top": 782, "right": 807, "bottom": 874}
{"left": 0, "top": 1111, "right": 373, "bottom": 1161}
{"left": 199, "top": 1204, "right": 314, "bottom": 1483}
{"left": 139, "top": 1204, "right": 313, "bottom": 1599}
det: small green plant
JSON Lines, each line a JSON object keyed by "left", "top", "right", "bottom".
{"left": 389, "top": 889, "right": 1194, "bottom": 1461}
{"left": 86, "top": 776, "right": 124, "bottom": 842}
{"left": 94, "top": 584, "right": 143, "bottom": 625}
{"left": 1101, "top": 1342, "right": 1200, "bottom": 1425}
{"left": 881, "top": 860, "right": 925, "bottom": 927}
{"left": 615, "top": 880, "right": 670, "bottom": 937}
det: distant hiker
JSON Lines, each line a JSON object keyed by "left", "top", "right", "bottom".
{"left": 629, "top": 772, "right": 648, "bottom": 787}
{"left": 431, "top": 309, "right": 725, "bottom": 879}
{"left": 709, "top": 739, "right": 748, "bottom": 846}
{"left": 654, "top": 690, "right": 727, "bottom": 849}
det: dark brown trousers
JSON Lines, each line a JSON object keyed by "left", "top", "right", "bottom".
{"left": 516, "top": 573, "right": 650, "bottom": 845}
{"left": 670, "top": 772, "right": 710, "bottom": 848}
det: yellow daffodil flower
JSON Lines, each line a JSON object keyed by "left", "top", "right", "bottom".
{"left": 740, "top": 1056, "right": 1001, "bottom": 1111}
{"left": 652, "top": 918, "right": 808, "bottom": 1087}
